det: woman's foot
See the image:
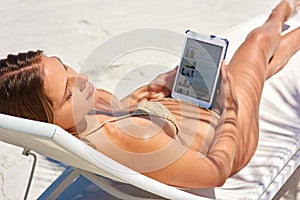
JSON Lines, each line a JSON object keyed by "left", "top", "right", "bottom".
{"left": 282, "top": 0, "right": 300, "bottom": 19}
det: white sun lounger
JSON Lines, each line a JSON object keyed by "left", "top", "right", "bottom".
{"left": 0, "top": 15, "right": 299, "bottom": 200}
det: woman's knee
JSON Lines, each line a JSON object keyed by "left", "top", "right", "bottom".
{"left": 246, "top": 28, "right": 270, "bottom": 46}
{"left": 246, "top": 28, "right": 279, "bottom": 59}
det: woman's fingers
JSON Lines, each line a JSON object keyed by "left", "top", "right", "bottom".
{"left": 148, "top": 66, "right": 178, "bottom": 99}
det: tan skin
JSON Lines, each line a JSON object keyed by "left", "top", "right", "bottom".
{"left": 43, "top": 1, "right": 300, "bottom": 188}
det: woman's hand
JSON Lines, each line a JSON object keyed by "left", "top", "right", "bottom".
{"left": 118, "top": 66, "right": 178, "bottom": 107}
{"left": 147, "top": 66, "right": 178, "bottom": 100}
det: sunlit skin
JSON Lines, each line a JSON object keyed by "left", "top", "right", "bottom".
{"left": 43, "top": 56, "right": 95, "bottom": 132}
{"left": 41, "top": 1, "right": 300, "bottom": 188}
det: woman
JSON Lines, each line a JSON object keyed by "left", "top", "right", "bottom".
{"left": 1, "top": 0, "right": 300, "bottom": 188}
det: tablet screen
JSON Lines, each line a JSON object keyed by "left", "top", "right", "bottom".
{"left": 174, "top": 38, "right": 223, "bottom": 102}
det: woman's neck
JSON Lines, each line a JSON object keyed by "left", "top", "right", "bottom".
{"left": 67, "top": 118, "right": 88, "bottom": 137}
{"left": 95, "top": 89, "right": 123, "bottom": 111}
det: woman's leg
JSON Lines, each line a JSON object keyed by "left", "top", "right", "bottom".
{"left": 227, "top": 1, "right": 300, "bottom": 174}
{"left": 268, "top": 26, "right": 300, "bottom": 77}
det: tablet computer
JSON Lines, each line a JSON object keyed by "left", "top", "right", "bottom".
{"left": 171, "top": 30, "right": 229, "bottom": 109}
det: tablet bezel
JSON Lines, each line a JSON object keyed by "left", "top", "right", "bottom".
{"left": 171, "top": 30, "right": 228, "bottom": 109}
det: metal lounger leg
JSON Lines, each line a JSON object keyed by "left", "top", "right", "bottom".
{"left": 22, "top": 148, "right": 37, "bottom": 200}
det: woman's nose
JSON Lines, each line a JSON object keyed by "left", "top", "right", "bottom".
{"left": 77, "top": 74, "right": 88, "bottom": 92}
{"left": 69, "top": 73, "right": 88, "bottom": 92}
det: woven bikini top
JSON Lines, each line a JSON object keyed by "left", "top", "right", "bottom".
{"left": 85, "top": 100, "right": 178, "bottom": 137}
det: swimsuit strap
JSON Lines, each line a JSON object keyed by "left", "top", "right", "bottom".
{"left": 85, "top": 98, "right": 220, "bottom": 137}
{"left": 85, "top": 100, "right": 179, "bottom": 136}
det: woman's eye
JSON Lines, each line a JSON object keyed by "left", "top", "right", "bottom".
{"left": 66, "top": 88, "right": 73, "bottom": 101}
{"left": 64, "top": 66, "right": 72, "bottom": 102}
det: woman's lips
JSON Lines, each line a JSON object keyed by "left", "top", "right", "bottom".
{"left": 86, "top": 82, "right": 95, "bottom": 100}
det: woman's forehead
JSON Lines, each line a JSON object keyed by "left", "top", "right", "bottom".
{"left": 42, "top": 56, "right": 66, "bottom": 77}
{"left": 42, "top": 56, "right": 66, "bottom": 105}
{"left": 42, "top": 55, "right": 63, "bottom": 66}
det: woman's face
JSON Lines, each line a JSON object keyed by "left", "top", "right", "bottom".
{"left": 42, "top": 56, "right": 95, "bottom": 130}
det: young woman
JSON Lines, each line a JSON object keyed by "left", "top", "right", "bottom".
{"left": 1, "top": 0, "right": 300, "bottom": 189}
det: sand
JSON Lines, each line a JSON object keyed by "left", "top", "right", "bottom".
{"left": 0, "top": 0, "right": 298, "bottom": 199}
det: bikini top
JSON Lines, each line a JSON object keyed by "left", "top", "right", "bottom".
{"left": 85, "top": 100, "right": 179, "bottom": 137}
{"left": 84, "top": 98, "right": 221, "bottom": 139}
{"left": 133, "top": 101, "right": 178, "bottom": 127}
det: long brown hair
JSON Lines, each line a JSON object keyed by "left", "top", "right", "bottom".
{"left": 0, "top": 50, "right": 54, "bottom": 123}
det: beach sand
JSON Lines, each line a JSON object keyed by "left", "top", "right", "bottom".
{"left": 0, "top": 0, "right": 299, "bottom": 199}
